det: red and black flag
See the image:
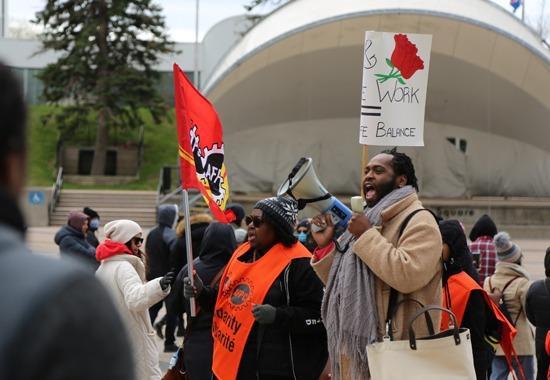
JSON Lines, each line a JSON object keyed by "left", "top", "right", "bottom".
{"left": 173, "top": 63, "right": 229, "bottom": 223}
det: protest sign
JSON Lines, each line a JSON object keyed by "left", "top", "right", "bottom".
{"left": 359, "top": 31, "right": 432, "bottom": 146}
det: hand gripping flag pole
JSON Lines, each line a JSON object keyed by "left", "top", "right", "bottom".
{"left": 182, "top": 188, "right": 197, "bottom": 316}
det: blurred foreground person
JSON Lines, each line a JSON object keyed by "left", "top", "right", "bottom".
{"left": 169, "top": 223, "right": 237, "bottom": 380}
{"left": 0, "top": 62, "right": 133, "bottom": 380}
{"left": 96, "top": 219, "right": 176, "bottom": 380}
{"left": 184, "top": 196, "right": 328, "bottom": 380}
{"left": 54, "top": 210, "right": 98, "bottom": 269}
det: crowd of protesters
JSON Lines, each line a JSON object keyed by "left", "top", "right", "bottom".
{"left": 2, "top": 62, "right": 550, "bottom": 380}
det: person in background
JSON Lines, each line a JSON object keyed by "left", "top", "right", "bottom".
{"left": 470, "top": 214, "right": 498, "bottom": 285}
{"left": 184, "top": 196, "right": 328, "bottom": 380}
{"left": 225, "top": 203, "right": 247, "bottom": 244}
{"left": 83, "top": 206, "right": 100, "bottom": 248}
{"left": 0, "top": 61, "right": 133, "bottom": 380}
{"left": 96, "top": 219, "right": 175, "bottom": 380}
{"left": 440, "top": 220, "right": 515, "bottom": 380}
{"left": 162, "top": 212, "right": 213, "bottom": 341}
{"left": 484, "top": 232, "right": 535, "bottom": 380}
{"left": 169, "top": 223, "right": 237, "bottom": 380}
{"left": 146, "top": 204, "right": 179, "bottom": 352}
{"left": 295, "top": 218, "right": 317, "bottom": 252}
{"left": 171, "top": 213, "right": 213, "bottom": 272}
{"left": 525, "top": 248, "right": 550, "bottom": 380}
{"left": 54, "top": 210, "right": 98, "bottom": 270}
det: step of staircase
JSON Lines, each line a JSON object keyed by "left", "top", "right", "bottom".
{"left": 51, "top": 190, "right": 158, "bottom": 227}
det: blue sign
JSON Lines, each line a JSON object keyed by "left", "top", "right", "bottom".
{"left": 28, "top": 191, "right": 45, "bottom": 205}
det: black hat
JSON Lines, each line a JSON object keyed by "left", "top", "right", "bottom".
{"left": 254, "top": 196, "right": 298, "bottom": 235}
{"left": 226, "top": 203, "right": 245, "bottom": 225}
{"left": 83, "top": 207, "right": 99, "bottom": 219}
{"left": 469, "top": 214, "right": 497, "bottom": 241}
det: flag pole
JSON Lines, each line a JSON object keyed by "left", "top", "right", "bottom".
{"left": 194, "top": 0, "right": 200, "bottom": 88}
{"left": 183, "top": 189, "right": 197, "bottom": 317}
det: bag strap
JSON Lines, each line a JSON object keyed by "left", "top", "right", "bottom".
{"left": 502, "top": 276, "right": 521, "bottom": 293}
{"left": 209, "top": 266, "right": 226, "bottom": 287}
{"left": 385, "top": 208, "right": 439, "bottom": 337}
{"left": 501, "top": 276, "right": 522, "bottom": 326}
{"left": 408, "top": 306, "right": 461, "bottom": 350}
{"left": 386, "top": 298, "right": 435, "bottom": 340}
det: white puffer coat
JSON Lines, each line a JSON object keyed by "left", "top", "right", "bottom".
{"left": 96, "top": 254, "right": 169, "bottom": 380}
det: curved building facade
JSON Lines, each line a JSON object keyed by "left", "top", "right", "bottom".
{"left": 204, "top": 0, "right": 550, "bottom": 197}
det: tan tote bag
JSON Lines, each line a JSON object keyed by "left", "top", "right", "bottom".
{"left": 367, "top": 305, "right": 476, "bottom": 380}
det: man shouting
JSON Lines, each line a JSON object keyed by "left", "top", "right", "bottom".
{"left": 311, "top": 148, "right": 442, "bottom": 380}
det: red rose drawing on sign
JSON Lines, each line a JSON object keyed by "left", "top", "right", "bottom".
{"left": 376, "top": 34, "right": 424, "bottom": 84}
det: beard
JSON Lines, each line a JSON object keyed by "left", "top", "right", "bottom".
{"left": 365, "top": 175, "right": 399, "bottom": 207}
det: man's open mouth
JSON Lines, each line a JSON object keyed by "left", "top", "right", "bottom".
{"left": 364, "top": 183, "right": 377, "bottom": 202}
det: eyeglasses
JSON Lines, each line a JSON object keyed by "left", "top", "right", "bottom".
{"left": 133, "top": 237, "right": 144, "bottom": 245}
{"left": 245, "top": 215, "right": 263, "bottom": 228}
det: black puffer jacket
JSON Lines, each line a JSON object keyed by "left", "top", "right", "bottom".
{"left": 526, "top": 278, "right": 550, "bottom": 380}
{"left": 145, "top": 204, "right": 177, "bottom": 280}
{"left": 54, "top": 225, "right": 97, "bottom": 270}
{"left": 198, "top": 248, "right": 328, "bottom": 380}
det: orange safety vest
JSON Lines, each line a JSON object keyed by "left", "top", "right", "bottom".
{"left": 211, "top": 242, "right": 311, "bottom": 380}
{"left": 442, "top": 271, "right": 520, "bottom": 376}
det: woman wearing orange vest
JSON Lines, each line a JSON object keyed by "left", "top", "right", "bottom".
{"left": 184, "top": 196, "right": 328, "bottom": 380}
{"left": 439, "top": 220, "right": 517, "bottom": 380}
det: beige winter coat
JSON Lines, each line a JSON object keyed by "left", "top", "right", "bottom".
{"left": 96, "top": 254, "right": 170, "bottom": 380}
{"left": 483, "top": 261, "right": 535, "bottom": 356}
{"left": 312, "top": 192, "right": 443, "bottom": 379}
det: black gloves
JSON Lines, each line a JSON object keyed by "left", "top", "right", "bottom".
{"left": 160, "top": 271, "right": 176, "bottom": 290}
{"left": 183, "top": 272, "right": 204, "bottom": 299}
{"left": 252, "top": 304, "right": 277, "bottom": 325}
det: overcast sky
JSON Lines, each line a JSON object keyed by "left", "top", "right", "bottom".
{"left": 9, "top": 0, "right": 548, "bottom": 42}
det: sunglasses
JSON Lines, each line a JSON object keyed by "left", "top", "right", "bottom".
{"left": 245, "top": 215, "right": 264, "bottom": 228}
{"left": 132, "top": 237, "right": 144, "bottom": 245}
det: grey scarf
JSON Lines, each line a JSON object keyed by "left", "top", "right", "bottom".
{"left": 321, "top": 186, "right": 415, "bottom": 380}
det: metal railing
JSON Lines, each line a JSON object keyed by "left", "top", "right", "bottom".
{"left": 49, "top": 166, "right": 64, "bottom": 220}
{"left": 155, "top": 165, "right": 203, "bottom": 209}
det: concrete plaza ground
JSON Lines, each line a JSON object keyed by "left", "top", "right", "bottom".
{"left": 26, "top": 226, "right": 550, "bottom": 372}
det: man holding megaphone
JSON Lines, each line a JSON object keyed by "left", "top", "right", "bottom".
{"left": 309, "top": 148, "right": 442, "bottom": 380}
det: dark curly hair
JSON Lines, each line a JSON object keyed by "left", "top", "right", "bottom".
{"left": 381, "top": 147, "right": 419, "bottom": 191}
{"left": 263, "top": 213, "right": 297, "bottom": 248}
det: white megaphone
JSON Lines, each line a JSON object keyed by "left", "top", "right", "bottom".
{"left": 277, "top": 157, "right": 353, "bottom": 229}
